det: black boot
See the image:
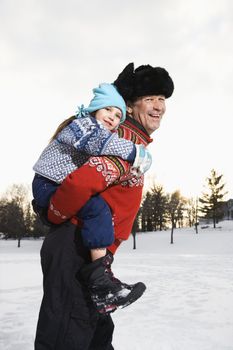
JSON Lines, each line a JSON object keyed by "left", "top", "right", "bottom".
{"left": 80, "top": 254, "right": 146, "bottom": 314}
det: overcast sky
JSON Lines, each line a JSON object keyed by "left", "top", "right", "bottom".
{"left": 1, "top": 0, "right": 232, "bottom": 200}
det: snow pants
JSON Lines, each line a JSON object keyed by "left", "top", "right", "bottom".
{"left": 34, "top": 221, "right": 114, "bottom": 350}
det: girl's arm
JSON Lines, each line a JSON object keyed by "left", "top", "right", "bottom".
{"left": 57, "top": 116, "right": 136, "bottom": 163}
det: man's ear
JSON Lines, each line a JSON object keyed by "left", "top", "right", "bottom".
{"left": 126, "top": 104, "right": 133, "bottom": 115}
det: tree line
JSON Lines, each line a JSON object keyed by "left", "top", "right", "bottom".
{"left": 0, "top": 169, "right": 228, "bottom": 246}
{"left": 0, "top": 184, "right": 48, "bottom": 247}
{"left": 132, "top": 169, "right": 228, "bottom": 245}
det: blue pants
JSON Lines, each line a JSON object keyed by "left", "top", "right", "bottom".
{"left": 32, "top": 174, "right": 114, "bottom": 248}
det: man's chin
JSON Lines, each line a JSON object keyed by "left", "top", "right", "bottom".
{"left": 151, "top": 122, "right": 161, "bottom": 132}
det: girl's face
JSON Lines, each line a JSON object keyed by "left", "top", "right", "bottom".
{"left": 95, "top": 106, "right": 122, "bottom": 130}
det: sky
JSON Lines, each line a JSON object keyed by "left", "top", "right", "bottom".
{"left": 1, "top": 0, "right": 233, "bottom": 200}
{"left": 1, "top": 221, "right": 233, "bottom": 349}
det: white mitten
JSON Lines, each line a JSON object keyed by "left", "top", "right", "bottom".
{"left": 132, "top": 145, "right": 152, "bottom": 176}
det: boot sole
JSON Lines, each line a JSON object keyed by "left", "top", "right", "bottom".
{"left": 117, "top": 282, "right": 146, "bottom": 309}
{"left": 97, "top": 282, "right": 146, "bottom": 314}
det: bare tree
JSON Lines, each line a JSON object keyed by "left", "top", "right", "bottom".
{"left": 166, "top": 190, "right": 186, "bottom": 244}
{"left": 131, "top": 209, "right": 141, "bottom": 250}
{"left": 186, "top": 197, "right": 199, "bottom": 233}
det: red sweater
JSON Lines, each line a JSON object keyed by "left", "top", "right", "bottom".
{"left": 48, "top": 117, "right": 153, "bottom": 254}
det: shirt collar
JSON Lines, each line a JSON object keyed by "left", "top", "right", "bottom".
{"left": 125, "top": 115, "right": 153, "bottom": 144}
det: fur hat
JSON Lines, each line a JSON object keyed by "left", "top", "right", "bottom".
{"left": 113, "top": 63, "right": 174, "bottom": 101}
{"left": 85, "top": 83, "right": 126, "bottom": 123}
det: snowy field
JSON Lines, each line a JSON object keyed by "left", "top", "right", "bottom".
{"left": 1, "top": 221, "right": 233, "bottom": 350}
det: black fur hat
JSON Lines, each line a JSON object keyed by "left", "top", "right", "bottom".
{"left": 113, "top": 63, "right": 174, "bottom": 101}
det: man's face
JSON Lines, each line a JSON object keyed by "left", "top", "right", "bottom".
{"left": 127, "top": 95, "right": 166, "bottom": 135}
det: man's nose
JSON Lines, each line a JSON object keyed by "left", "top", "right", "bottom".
{"left": 152, "top": 101, "right": 162, "bottom": 111}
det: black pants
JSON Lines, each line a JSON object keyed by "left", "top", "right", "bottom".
{"left": 34, "top": 222, "right": 114, "bottom": 350}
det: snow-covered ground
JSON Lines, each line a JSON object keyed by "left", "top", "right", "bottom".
{"left": 0, "top": 221, "right": 233, "bottom": 350}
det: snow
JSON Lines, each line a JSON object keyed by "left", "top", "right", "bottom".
{"left": 0, "top": 222, "right": 233, "bottom": 350}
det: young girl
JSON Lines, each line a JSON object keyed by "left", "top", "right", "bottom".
{"left": 32, "top": 83, "right": 150, "bottom": 313}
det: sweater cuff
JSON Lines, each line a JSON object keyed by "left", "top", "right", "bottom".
{"left": 107, "top": 239, "right": 122, "bottom": 255}
{"left": 127, "top": 145, "right": 136, "bottom": 164}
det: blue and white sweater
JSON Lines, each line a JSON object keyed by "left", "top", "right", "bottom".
{"left": 33, "top": 115, "right": 136, "bottom": 183}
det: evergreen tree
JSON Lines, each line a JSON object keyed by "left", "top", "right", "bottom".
{"left": 141, "top": 192, "right": 153, "bottom": 231}
{"left": 24, "top": 202, "right": 34, "bottom": 237}
{"left": 199, "top": 169, "right": 227, "bottom": 228}
{"left": 31, "top": 214, "right": 49, "bottom": 238}
{"left": 150, "top": 185, "right": 168, "bottom": 231}
{"left": 0, "top": 199, "right": 25, "bottom": 246}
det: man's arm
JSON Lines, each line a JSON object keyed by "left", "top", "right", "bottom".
{"left": 47, "top": 156, "right": 130, "bottom": 224}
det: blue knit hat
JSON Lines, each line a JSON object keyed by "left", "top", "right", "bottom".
{"left": 85, "top": 83, "right": 126, "bottom": 123}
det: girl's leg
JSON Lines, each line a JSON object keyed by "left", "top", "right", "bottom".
{"left": 77, "top": 195, "right": 114, "bottom": 250}
{"left": 90, "top": 248, "right": 107, "bottom": 261}
{"left": 32, "top": 174, "right": 59, "bottom": 208}
{"left": 77, "top": 195, "right": 146, "bottom": 314}
{"left": 32, "top": 174, "right": 60, "bottom": 225}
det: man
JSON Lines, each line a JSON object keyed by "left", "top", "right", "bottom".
{"left": 34, "top": 63, "right": 174, "bottom": 350}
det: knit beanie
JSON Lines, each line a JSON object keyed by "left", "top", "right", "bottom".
{"left": 114, "top": 63, "right": 174, "bottom": 101}
{"left": 85, "top": 83, "right": 126, "bottom": 123}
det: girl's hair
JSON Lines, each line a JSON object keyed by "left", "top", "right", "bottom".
{"left": 50, "top": 116, "right": 76, "bottom": 142}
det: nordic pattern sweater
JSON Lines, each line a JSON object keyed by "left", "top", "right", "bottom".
{"left": 33, "top": 115, "right": 136, "bottom": 183}
{"left": 48, "top": 116, "right": 153, "bottom": 254}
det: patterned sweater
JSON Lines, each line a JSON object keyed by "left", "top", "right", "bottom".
{"left": 33, "top": 115, "right": 135, "bottom": 183}
{"left": 47, "top": 116, "right": 153, "bottom": 254}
